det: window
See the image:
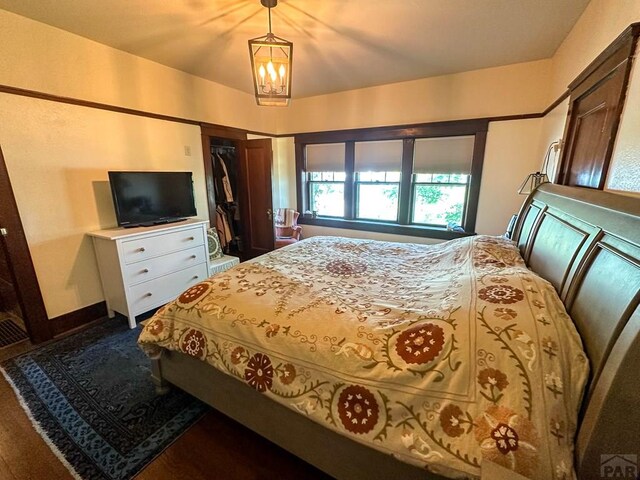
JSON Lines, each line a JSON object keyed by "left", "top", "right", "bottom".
{"left": 354, "top": 140, "right": 402, "bottom": 221}
{"left": 305, "top": 143, "right": 345, "bottom": 217}
{"left": 295, "top": 119, "right": 487, "bottom": 239}
{"left": 356, "top": 172, "right": 401, "bottom": 221}
{"left": 308, "top": 171, "right": 345, "bottom": 217}
{"left": 411, "top": 173, "right": 469, "bottom": 226}
{"left": 411, "top": 136, "right": 474, "bottom": 228}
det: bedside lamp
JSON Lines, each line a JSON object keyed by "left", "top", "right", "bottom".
{"left": 517, "top": 141, "right": 561, "bottom": 195}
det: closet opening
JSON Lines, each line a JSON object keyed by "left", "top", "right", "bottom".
{"left": 200, "top": 124, "right": 275, "bottom": 261}
{"left": 210, "top": 137, "right": 244, "bottom": 258}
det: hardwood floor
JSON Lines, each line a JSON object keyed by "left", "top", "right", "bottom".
{"left": 0, "top": 374, "right": 332, "bottom": 480}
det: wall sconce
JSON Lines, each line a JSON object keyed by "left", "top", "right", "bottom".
{"left": 518, "top": 140, "right": 561, "bottom": 195}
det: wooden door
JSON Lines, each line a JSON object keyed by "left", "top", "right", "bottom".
{"left": 557, "top": 26, "right": 638, "bottom": 189}
{"left": 559, "top": 66, "right": 626, "bottom": 188}
{"left": 238, "top": 139, "right": 274, "bottom": 259}
{"left": 0, "top": 146, "right": 51, "bottom": 342}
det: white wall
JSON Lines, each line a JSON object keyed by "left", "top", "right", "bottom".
{"left": 0, "top": 9, "right": 277, "bottom": 133}
{"left": 0, "top": 10, "right": 281, "bottom": 318}
{"left": 0, "top": 94, "right": 207, "bottom": 318}
{"left": 476, "top": 119, "right": 544, "bottom": 235}
{"left": 275, "top": 60, "right": 551, "bottom": 134}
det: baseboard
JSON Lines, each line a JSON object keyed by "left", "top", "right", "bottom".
{"left": 51, "top": 301, "right": 107, "bottom": 337}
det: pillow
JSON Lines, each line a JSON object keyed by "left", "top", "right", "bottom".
{"left": 207, "top": 228, "right": 224, "bottom": 260}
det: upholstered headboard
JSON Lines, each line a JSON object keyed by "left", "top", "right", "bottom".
{"left": 512, "top": 183, "right": 640, "bottom": 478}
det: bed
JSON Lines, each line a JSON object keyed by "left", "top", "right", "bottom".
{"left": 138, "top": 183, "right": 640, "bottom": 480}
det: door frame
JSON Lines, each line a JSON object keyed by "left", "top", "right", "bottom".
{"left": 557, "top": 23, "right": 640, "bottom": 188}
{"left": 200, "top": 123, "right": 248, "bottom": 223}
{"left": 0, "top": 146, "right": 51, "bottom": 342}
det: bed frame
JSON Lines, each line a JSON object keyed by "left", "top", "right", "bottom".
{"left": 150, "top": 184, "right": 640, "bottom": 480}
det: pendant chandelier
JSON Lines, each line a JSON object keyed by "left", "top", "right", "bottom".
{"left": 248, "top": 0, "right": 293, "bottom": 106}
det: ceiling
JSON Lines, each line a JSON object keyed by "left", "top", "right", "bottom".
{"left": 0, "top": 0, "right": 590, "bottom": 99}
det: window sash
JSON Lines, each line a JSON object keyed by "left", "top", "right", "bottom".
{"left": 308, "top": 180, "right": 345, "bottom": 218}
{"left": 410, "top": 179, "right": 469, "bottom": 227}
{"left": 354, "top": 180, "right": 400, "bottom": 222}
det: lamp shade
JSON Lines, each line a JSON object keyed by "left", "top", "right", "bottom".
{"left": 248, "top": 33, "right": 293, "bottom": 106}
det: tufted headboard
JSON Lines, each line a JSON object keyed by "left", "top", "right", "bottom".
{"left": 512, "top": 183, "right": 640, "bottom": 478}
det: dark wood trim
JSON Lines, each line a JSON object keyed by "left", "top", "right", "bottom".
{"left": 0, "top": 79, "right": 575, "bottom": 142}
{"left": 568, "top": 22, "right": 640, "bottom": 92}
{"left": 0, "top": 84, "right": 277, "bottom": 138}
{"left": 295, "top": 142, "right": 306, "bottom": 214}
{"left": 201, "top": 134, "right": 216, "bottom": 223}
{"left": 201, "top": 130, "right": 245, "bottom": 228}
{"left": 344, "top": 142, "right": 355, "bottom": 219}
{"left": 294, "top": 119, "right": 488, "bottom": 238}
{"left": 541, "top": 90, "right": 571, "bottom": 116}
{"left": 0, "top": 84, "right": 199, "bottom": 126}
{"left": 0, "top": 146, "right": 52, "bottom": 343}
{"left": 298, "top": 217, "right": 473, "bottom": 240}
{"left": 294, "top": 118, "right": 489, "bottom": 144}
{"left": 201, "top": 123, "right": 248, "bottom": 141}
{"left": 465, "top": 131, "right": 487, "bottom": 233}
{"left": 50, "top": 301, "right": 108, "bottom": 337}
{"left": 398, "top": 139, "right": 414, "bottom": 225}
{"left": 597, "top": 55, "right": 636, "bottom": 189}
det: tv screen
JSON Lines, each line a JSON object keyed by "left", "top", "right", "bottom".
{"left": 108, "top": 171, "right": 197, "bottom": 227}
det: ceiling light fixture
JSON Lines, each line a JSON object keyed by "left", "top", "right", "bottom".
{"left": 248, "top": 0, "right": 293, "bottom": 106}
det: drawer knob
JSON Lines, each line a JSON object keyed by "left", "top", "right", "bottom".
{"left": 144, "top": 292, "right": 153, "bottom": 297}
{"left": 187, "top": 236, "right": 195, "bottom": 241}
{"left": 193, "top": 275, "right": 199, "bottom": 280}
{"left": 190, "top": 255, "right": 197, "bottom": 259}
{"left": 142, "top": 268, "right": 149, "bottom": 273}
{"left": 138, "top": 247, "right": 146, "bottom": 252}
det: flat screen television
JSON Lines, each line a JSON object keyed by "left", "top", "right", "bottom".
{"left": 108, "top": 171, "right": 197, "bottom": 227}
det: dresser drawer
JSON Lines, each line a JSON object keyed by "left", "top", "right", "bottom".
{"left": 129, "top": 263, "right": 208, "bottom": 315}
{"left": 123, "top": 245, "right": 207, "bottom": 285}
{"left": 121, "top": 227, "right": 204, "bottom": 264}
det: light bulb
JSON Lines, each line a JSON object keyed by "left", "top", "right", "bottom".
{"left": 279, "top": 64, "right": 285, "bottom": 78}
{"left": 258, "top": 64, "right": 266, "bottom": 84}
{"left": 267, "top": 61, "right": 275, "bottom": 75}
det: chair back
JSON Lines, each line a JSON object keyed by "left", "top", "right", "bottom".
{"left": 275, "top": 208, "right": 299, "bottom": 237}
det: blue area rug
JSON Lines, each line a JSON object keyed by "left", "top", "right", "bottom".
{"left": 1, "top": 318, "right": 208, "bottom": 480}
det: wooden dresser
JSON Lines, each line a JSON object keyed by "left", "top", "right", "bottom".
{"left": 88, "top": 219, "right": 210, "bottom": 328}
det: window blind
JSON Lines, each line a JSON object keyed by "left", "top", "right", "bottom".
{"left": 413, "top": 136, "right": 475, "bottom": 174}
{"left": 305, "top": 143, "right": 345, "bottom": 172}
{"left": 354, "top": 140, "right": 403, "bottom": 172}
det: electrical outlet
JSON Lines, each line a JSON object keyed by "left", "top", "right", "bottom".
{"left": 184, "top": 145, "right": 192, "bottom": 156}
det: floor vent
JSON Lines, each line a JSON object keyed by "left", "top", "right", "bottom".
{"left": 0, "top": 318, "right": 28, "bottom": 348}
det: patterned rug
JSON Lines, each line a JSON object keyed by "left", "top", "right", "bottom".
{"left": 0, "top": 318, "right": 208, "bottom": 480}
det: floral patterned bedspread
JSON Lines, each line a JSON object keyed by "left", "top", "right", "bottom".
{"left": 138, "top": 235, "right": 588, "bottom": 479}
